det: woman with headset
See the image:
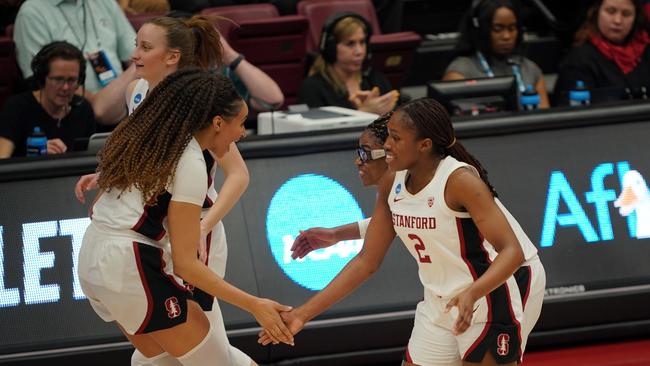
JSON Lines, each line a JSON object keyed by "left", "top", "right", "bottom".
{"left": 443, "top": 0, "right": 550, "bottom": 109}
{"left": 0, "top": 41, "right": 96, "bottom": 158}
{"left": 298, "top": 12, "right": 400, "bottom": 115}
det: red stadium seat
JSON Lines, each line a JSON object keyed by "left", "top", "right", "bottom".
{"left": 126, "top": 12, "right": 167, "bottom": 31}
{"left": 201, "top": 4, "right": 309, "bottom": 109}
{"left": 5, "top": 23, "right": 14, "bottom": 37}
{"left": 201, "top": 3, "right": 279, "bottom": 38}
{"left": 297, "top": 0, "right": 422, "bottom": 88}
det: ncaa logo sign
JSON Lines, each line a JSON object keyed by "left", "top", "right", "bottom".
{"left": 266, "top": 174, "right": 364, "bottom": 291}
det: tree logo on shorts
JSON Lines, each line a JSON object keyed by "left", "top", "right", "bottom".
{"left": 266, "top": 174, "right": 365, "bottom": 291}
{"left": 165, "top": 297, "right": 181, "bottom": 319}
{"left": 497, "top": 333, "right": 510, "bottom": 356}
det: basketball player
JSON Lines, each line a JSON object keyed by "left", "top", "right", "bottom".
{"left": 289, "top": 114, "right": 389, "bottom": 259}
{"left": 262, "top": 98, "right": 545, "bottom": 366}
{"left": 75, "top": 17, "right": 257, "bottom": 365}
{"left": 78, "top": 70, "right": 294, "bottom": 366}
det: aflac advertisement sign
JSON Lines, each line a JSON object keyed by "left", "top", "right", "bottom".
{"left": 265, "top": 174, "right": 364, "bottom": 291}
{"left": 541, "top": 161, "right": 650, "bottom": 247}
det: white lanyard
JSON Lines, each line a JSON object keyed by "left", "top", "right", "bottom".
{"left": 58, "top": 1, "right": 101, "bottom": 51}
{"left": 476, "top": 51, "right": 526, "bottom": 93}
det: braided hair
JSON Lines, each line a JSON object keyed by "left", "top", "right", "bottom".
{"left": 396, "top": 97, "right": 498, "bottom": 197}
{"left": 97, "top": 68, "right": 243, "bottom": 203}
{"left": 365, "top": 112, "right": 390, "bottom": 144}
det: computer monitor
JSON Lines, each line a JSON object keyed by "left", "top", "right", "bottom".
{"left": 427, "top": 76, "right": 519, "bottom": 117}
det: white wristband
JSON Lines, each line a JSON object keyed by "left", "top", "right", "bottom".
{"left": 357, "top": 218, "right": 371, "bottom": 239}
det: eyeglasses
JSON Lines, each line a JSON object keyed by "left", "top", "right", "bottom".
{"left": 47, "top": 76, "right": 80, "bottom": 87}
{"left": 356, "top": 147, "right": 386, "bottom": 163}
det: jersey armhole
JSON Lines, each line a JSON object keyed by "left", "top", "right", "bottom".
{"left": 441, "top": 166, "right": 477, "bottom": 218}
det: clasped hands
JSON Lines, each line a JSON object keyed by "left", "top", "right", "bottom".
{"left": 257, "top": 307, "right": 305, "bottom": 346}
{"left": 349, "top": 86, "right": 399, "bottom": 115}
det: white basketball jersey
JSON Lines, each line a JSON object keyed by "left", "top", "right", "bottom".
{"left": 91, "top": 138, "right": 208, "bottom": 247}
{"left": 126, "top": 79, "right": 219, "bottom": 215}
{"left": 388, "top": 156, "right": 538, "bottom": 299}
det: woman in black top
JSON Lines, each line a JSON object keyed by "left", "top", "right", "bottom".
{"left": 554, "top": 0, "right": 650, "bottom": 103}
{"left": 298, "top": 13, "right": 399, "bottom": 115}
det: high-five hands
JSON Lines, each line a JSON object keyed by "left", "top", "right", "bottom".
{"left": 251, "top": 298, "right": 295, "bottom": 346}
{"left": 349, "top": 87, "right": 399, "bottom": 115}
{"left": 290, "top": 228, "right": 338, "bottom": 259}
{"left": 258, "top": 308, "right": 305, "bottom": 346}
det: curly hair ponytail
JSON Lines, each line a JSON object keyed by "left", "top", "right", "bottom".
{"left": 97, "top": 68, "right": 243, "bottom": 203}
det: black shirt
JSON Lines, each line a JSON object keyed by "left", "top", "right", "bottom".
{"left": 554, "top": 42, "right": 650, "bottom": 103}
{"left": 297, "top": 69, "right": 393, "bottom": 109}
{"left": 0, "top": 92, "right": 96, "bottom": 157}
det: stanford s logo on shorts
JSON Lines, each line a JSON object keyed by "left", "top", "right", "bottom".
{"left": 497, "top": 333, "right": 510, "bottom": 356}
{"left": 165, "top": 297, "right": 181, "bottom": 319}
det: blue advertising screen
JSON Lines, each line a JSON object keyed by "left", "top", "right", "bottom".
{"left": 1, "top": 113, "right": 649, "bottom": 358}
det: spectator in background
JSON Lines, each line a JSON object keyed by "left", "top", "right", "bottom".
{"left": 443, "top": 0, "right": 550, "bottom": 109}
{"left": 13, "top": 0, "right": 136, "bottom": 93}
{"left": 0, "top": 41, "right": 96, "bottom": 158}
{"left": 298, "top": 13, "right": 399, "bottom": 116}
{"left": 92, "top": 11, "right": 284, "bottom": 125}
{"left": 554, "top": 0, "right": 650, "bottom": 102}
{"left": 117, "top": 0, "right": 170, "bottom": 15}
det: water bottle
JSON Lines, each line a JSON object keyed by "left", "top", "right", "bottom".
{"left": 569, "top": 80, "right": 591, "bottom": 107}
{"left": 520, "top": 84, "right": 540, "bottom": 111}
{"left": 26, "top": 127, "right": 47, "bottom": 157}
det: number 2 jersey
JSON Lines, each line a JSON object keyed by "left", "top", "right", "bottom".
{"left": 387, "top": 155, "right": 539, "bottom": 300}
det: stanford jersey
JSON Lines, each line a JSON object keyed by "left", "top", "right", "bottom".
{"left": 389, "top": 156, "right": 544, "bottom": 364}
{"left": 79, "top": 138, "right": 208, "bottom": 334}
{"left": 388, "top": 156, "right": 538, "bottom": 299}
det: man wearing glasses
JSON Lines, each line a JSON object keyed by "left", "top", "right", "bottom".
{"left": 0, "top": 41, "right": 96, "bottom": 158}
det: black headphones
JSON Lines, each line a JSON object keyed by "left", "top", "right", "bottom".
{"left": 470, "top": 0, "right": 483, "bottom": 29}
{"left": 31, "top": 41, "right": 86, "bottom": 88}
{"left": 319, "top": 12, "right": 373, "bottom": 64}
{"left": 468, "top": 0, "right": 525, "bottom": 52}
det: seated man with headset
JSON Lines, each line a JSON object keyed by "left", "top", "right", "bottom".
{"left": 0, "top": 41, "right": 96, "bottom": 158}
{"left": 298, "top": 12, "right": 400, "bottom": 116}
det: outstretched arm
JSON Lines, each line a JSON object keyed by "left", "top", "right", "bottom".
{"left": 260, "top": 172, "right": 398, "bottom": 344}
{"left": 443, "top": 168, "right": 524, "bottom": 335}
{"left": 89, "top": 64, "right": 138, "bottom": 125}
{"left": 221, "top": 36, "right": 284, "bottom": 111}
{"left": 290, "top": 219, "right": 368, "bottom": 259}
{"left": 169, "top": 200, "right": 294, "bottom": 345}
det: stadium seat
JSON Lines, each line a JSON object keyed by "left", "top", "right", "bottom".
{"left": 0, "top": 36, "right": 20, "bottom": 109}
{"left": 126, "top": 12, "right": 167, "bottom": 31}
{"left": 201, "top": 3, "right": 279, "bottom": 38}
{"left": 5, "top": 23, "right": 13, "bottom": 37}
{"left": 201, "top": 4, "right": 309, "bottom": 109}
{"left": 297, "top": 0, "right": 422, "bottom": 89}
